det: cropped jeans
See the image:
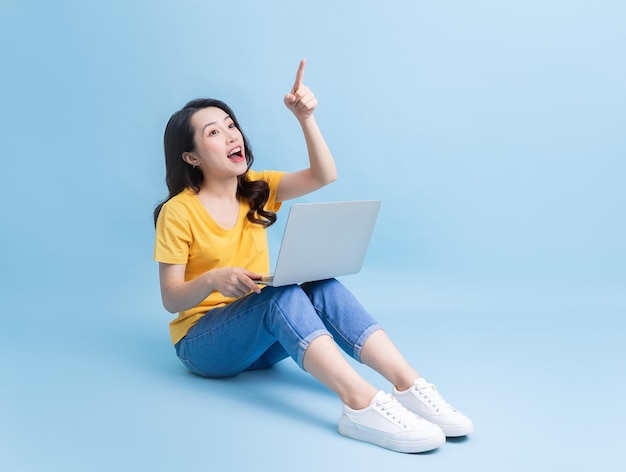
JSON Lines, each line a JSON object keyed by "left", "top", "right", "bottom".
{"left": 175, "top": 278, "right": 381, "bottom": 378}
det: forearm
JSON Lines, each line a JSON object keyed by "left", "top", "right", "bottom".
{"left": 299, "top": 115, "right": 337, "bottom": 185}
{"left": 161, "top": 271, "right": 215, "bottom": 314}
{"left": 160, "top": 264, "right": 261, "bottom": 313}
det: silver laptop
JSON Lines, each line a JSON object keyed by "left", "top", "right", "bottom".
{"left": 261, "top": 200, "right": 381, "bottom": 287}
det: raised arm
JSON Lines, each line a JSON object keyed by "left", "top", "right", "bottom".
{"left": 276, "top": 59, "right": 337, "bottom": 202}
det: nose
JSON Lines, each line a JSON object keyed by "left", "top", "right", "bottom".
{"left": 226, "top": 132, "right": 238, "bottom": 143}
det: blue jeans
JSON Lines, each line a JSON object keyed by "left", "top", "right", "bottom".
{"left": 175, "top": 278, "right": 381, "bottom": 378}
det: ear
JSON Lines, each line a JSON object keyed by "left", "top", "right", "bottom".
{"left": 182, "top": 152, "right": 198, "bottom": 167}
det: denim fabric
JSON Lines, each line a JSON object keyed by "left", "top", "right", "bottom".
{"left": 175, "top": 278, "right": 381, "bottom": 378}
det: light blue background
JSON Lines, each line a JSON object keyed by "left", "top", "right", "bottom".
{"left": 1, "top": 1, "right": 624, "bottom": 470}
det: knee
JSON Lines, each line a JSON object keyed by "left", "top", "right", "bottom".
{"left": 263, "top": 284, "right": 317, "bottom": 319}
{"left": 302, "top": 278, "right": 343, "bottom": 294}
{"left": 301, "top": 278, "right": 351, "bottom": 302}
{"left": 266, "top": 284, "right": 311, "bottom": 303}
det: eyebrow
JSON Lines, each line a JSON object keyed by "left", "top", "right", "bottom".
{"left": 201, "top": 115, "right": 232, "bottom": 134}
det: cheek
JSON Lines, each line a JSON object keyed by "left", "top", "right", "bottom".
{"left": 237, "top": 131, "right": 246, "bottom": 148}
{"left": 198, "top": 139, "right": 221, "bottom": 154}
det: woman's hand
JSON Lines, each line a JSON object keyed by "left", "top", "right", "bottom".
{"left": 284, "top": 59, "right": 317, "bottom": 122}
{"left": 209, "top": 267, "right": 262, "bottom": 298}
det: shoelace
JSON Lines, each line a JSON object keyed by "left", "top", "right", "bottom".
{"left": 414, "top": 383, "right": 455, "bottom": 413}
{"left": 375, "top": 394, "right": 417, "bottom": 428}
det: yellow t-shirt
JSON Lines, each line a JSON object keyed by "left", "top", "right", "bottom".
{"left": 154, "top": 170, "right": 285, "bottom": 344}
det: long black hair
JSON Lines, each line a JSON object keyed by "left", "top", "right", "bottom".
{"left": 153, "top": 98, "right": 277, "bottom": 228}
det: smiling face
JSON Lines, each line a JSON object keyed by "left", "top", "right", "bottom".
{"left": 183, "top": 106, "right": 248, "bottom": 179}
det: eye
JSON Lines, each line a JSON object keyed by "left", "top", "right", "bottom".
{"left": 228, "top": 122, "right": 236, "bottom": 129}
{"left": 208, "top": 129, "right": 218, "bottom": 136}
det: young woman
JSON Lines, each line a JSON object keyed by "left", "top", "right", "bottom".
{"left": 153, "top": 60, "right": 473, "bottom": 453}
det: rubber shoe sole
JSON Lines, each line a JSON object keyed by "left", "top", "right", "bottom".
{"left": 338, "top": 415, "right": 446, "bottom": 453}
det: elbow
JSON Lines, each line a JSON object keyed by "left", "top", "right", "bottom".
{"left": 161, "top": 295, "right": 179, "bottom": 314}
{"left": 164, "top": 305, "right": 178, "bottom": 315}
{"left": 163, "top": 303, "right": 178, "bottom": 315}
{"left": 324, "top": 169, "right": 338, "bottom": 185}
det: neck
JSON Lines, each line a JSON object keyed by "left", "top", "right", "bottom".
{"left": 199, "top": 174, "right": 240, "bottom": 200}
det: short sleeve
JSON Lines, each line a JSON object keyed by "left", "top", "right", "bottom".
{"left": 154, "top": 203, "right": 192, "bottom": 264}
{"left": 249, "top": 169, "right": 285, "bottom": 212}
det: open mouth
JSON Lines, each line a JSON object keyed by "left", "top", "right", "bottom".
{"left": 227, "top": 147, "right": 245, "bottom": 162}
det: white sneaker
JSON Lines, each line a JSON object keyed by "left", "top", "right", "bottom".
{"left": 394, "top": 378, "right": 474, "bottom": 437}
{"left": 338, "top": 391, "right": 445, "bottom": 453}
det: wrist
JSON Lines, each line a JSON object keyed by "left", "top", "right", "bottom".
{"left": 204, "top": 269, "right": 218, "bottom": 292}
{"left": 297, "top": 113, "right": 317, "bottom": 128}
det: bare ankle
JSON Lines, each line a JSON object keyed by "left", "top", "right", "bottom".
{"left": 394, "top": 374, "right": 421, "bottom": 393}
{"left": 343, "top": 388, "right": 378, "bottom": 410}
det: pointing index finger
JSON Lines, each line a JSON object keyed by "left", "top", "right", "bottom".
{"left": 291, "top": 59, "right": 306, "bottom": 93}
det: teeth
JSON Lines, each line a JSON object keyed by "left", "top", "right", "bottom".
{"left": 228, "top": 147, "right": 241, "bottom": 157}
